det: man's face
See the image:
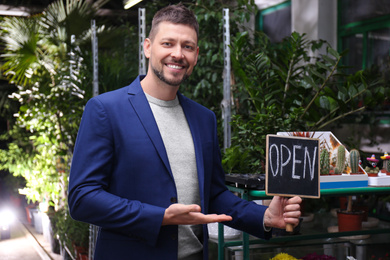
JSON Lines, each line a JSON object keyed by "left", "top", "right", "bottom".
{"left": 144, "top": 22, "right": 199, "bottom": 87}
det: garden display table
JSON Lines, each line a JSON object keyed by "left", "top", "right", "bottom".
{"left": 212, "top": 185, "right": 390, "bottom": 260}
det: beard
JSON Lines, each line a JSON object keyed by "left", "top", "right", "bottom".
{"left": 151, "top": 64, "right": 190, "bottom": 87}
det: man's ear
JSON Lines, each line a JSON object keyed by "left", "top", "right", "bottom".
{"left": 144, "top": 38, "right": 151, "bottom": 58}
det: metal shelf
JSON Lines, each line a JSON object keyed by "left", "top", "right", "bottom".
{"left": 244, "top": 186, "right": 390, "bottom": 199}
{"left": 215, "top": 185, "right": 390, "bottom": 260}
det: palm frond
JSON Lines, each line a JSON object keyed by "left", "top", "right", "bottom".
{"left": 0, "top": 16, "right": 43, "bottom": 86}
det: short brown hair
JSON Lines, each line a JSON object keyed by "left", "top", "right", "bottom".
{"left": 148, "top": 3, "right": 199, "bottom": 41}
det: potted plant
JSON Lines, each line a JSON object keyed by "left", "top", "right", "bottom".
{"left": 349, "top": 149, "right": 361, "bottom": 175}
{"left": 337, "top": 149, "right": 364, "bottom": 231}
{"left": 68, "top": 219, "right": 89, "bottom": 260}
{"left": 365, "top": 154, "right": 380, "bottom": 177}
{"left": 333, "top": 145, "right": 346, "bottom": 175}
{"left": 337, "top": 196, "right": 364, "bottom": 232}
{"left": 380, "top": 152, "right": 390, "bottom": 175}
{"left": 51, "top": 206, "right": 89, "bottom": 260}
{"left": 320, "top": 148, "right": 330, "bottom": 175}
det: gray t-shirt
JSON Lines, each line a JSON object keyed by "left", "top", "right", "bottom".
{"left": 146, "top": 93, "right": 203, "bottom": 260}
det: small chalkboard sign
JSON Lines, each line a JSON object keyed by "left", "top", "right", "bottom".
{"left": 266, "top": 134, "right": 320, "bottom": 198}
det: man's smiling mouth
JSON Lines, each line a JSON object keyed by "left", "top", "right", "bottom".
{"left": 166, "top": 64, "right": 185, "bottom": 69}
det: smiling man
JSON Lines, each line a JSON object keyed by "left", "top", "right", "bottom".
{"left": 141, "top": 11, "right": 199, "bottom": 100}
{"left": 68, "top": 4, "right": 301, "bottom": 260}
{"left": 145, "top": 22, "right": 197, "bottom": 87}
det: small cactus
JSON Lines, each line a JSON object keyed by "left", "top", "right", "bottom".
{"left": 385, "top": 159, "right": 390, "bottom": 173}
{"left": 320, "top": 149, "right": 330, "bottom": 175}
{"left": 334, "top": 145, "right": 346, "bottom": 174}
{"left": 349, "top": 149, "right": 360, "bottom": 174}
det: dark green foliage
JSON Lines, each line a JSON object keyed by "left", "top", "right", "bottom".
{"left": 51, "top": 207, "right": 89, "bottom": 250}
{"left": 181, "top": 0, "right": 257, "bottom": 144}
{"left": 223, "top": 31, "right": 387, "bottom": 174}
{"left": 0, "top": 0, "right": 137, "bottom": 205}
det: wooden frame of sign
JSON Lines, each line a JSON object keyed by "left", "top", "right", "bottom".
{"left": 266, "top": 134, "right": 320, "bottom": 199}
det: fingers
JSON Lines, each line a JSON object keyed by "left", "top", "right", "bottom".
{"left": 284, "top": 216, "right": 301, "bottom": 227}
{"left": 284, "top": 203, "right": 301, "bottom": 213}
{"left": 181, "top": 204, "right": 232, "bottom": 221}
{"left": 264, "top": 196, "right": 303, "bottom": 229}
{"left": 284, "top": 196, "right": 302, "bottom": 227}
{"left": 288, "top": 196, "right": 302, "bottom": 205}
{"left": 189, "top": 211, "right": 232, "bottom": 224}
{"left": 284, "top": 196, "right": 302, "bottom": 212}
{"left": 203, "top": 213, "right": 232, "bottom": 223}
{"left": 163, "top": 203, "right": 232, "bottom": 225}
{"left": 283, "top": 208, "right": 301, "bottom": 219}
{"left": 186, "top": 204, "right": 202, "bottom": 213}
{"left": 284, "top": 207, "right": 301, "bottom": 224}
{"left": 168, "top": 204, "right": 201, "bottom": 215}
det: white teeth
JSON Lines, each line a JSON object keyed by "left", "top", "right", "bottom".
{"left": 167, "top": 64, "right": 182, "bottom": 69}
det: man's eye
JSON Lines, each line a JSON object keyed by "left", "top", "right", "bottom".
{"left": 162, "top": 42, "right": 171, "bottom": 46}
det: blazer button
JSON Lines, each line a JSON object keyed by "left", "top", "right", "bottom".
{"left": 171, "top": 234, "right": 177, "bottom": 240}
{"left": 170, "top": 197, "right": 177, "bottom": 203}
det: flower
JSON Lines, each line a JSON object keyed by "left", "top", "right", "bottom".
{"left": 271, "top": 253, "right": 299, "bottom": 260}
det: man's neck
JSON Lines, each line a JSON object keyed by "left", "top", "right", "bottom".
{"left": 141, "top": 74, "right": 179, "bottom": 101}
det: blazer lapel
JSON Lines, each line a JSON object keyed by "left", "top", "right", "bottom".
{"left": 127, "top": 77, "right": 173, "bottom": 179}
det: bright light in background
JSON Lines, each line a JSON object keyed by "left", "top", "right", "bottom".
{"left": 124, "top": 0, "right": 143, "bottom": 9}
{"left": 0, "top": 10, "right": 30, "bottom": 16}
{"left": 0, "top": 5, "right": 31, "bottom": 16}
{"left": 0, "top": 209, "right": 15, "bottom": 229}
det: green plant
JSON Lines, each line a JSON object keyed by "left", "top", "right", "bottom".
{"left": 385, "top": 160, "right": 390, "bottom": 173}
{"left": 0, "top": 0, "right": 137, "bottom": 206}
{"left": 320, "top": 149, "right": 330, "bottom": 175}
{"left": 350, "top": 149, "right": 360, "bottom": 174}
{"left": 180, "top": 0, "right": 257, "bottom": 144}
{"left": 51, "top": 207, "right": 90, "bottom": 251}
{"left": 223, "top": 31, "right": 385, "bottom": 174}
{"left": 221, "top": 145, "right": 252, "bottom": 174}
{"left": 334, "top": 145, "right": 346, "bottom": 175}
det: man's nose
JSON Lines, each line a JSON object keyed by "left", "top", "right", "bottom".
{"left": 171, "top": 46, "right": 184, "bottom": 59}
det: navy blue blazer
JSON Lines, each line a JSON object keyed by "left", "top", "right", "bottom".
{"left": 68, "top": 76, "right": 271, "bottom": 260}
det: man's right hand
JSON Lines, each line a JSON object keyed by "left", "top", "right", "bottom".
{"left": 162, "top": 203, "right": 232, "bottom": 226}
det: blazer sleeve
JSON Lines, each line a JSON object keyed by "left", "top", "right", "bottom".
{"left": 207, "top": 112, "right": 272, "bottom": 240}
{"left": 68, "top": 97, "right": 165, "bottom": 247}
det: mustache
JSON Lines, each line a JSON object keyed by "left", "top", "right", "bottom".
{"left": 166, "top": 58, "right": 187, "bottom": 66}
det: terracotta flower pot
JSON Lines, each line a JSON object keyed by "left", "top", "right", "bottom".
{"left": 339, "top": 197, "right": 348, "bottom": 210}
{"left": 353, "top": 205, "right": 369, "bottom": 221}
{"left": 337, "top": 210, "right": 364, "bottom": 232}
